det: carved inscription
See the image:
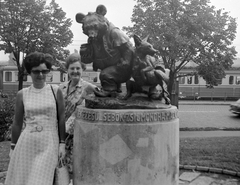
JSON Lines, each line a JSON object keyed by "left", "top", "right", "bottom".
{"left": 76, "top": 109, "right": 178, "bottom": 123}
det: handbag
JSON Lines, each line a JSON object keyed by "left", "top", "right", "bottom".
{"left": 50, "top": 85, "right": 59, "bottom": 122}
{"left": 51, "top": 85, "right": 70, "bottom": 185}
{"left": 54, "top": 158, "right": 70, "bottom": 185}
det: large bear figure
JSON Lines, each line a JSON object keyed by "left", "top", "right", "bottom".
{"left": 76, "top": 5, "right": 134, "bottom": 97}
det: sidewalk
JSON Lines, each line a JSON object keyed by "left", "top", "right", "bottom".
{"left": 180, "top": 130, "right": 240, "bottom": 138}
{"left": 179, "top": 100, "right": 234, "bottom": 105}
{"left": 179, "top": 170, "right": 240, "bottom": 184}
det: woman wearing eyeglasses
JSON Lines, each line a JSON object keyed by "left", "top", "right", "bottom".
{"left": 5, "top": 52, "right": 66, "bottom": 185}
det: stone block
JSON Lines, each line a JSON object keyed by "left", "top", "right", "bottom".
{"left": 196, "top": 166, "right": 209, "bottom": 172}
{"left": 179, "top": 172, "right": 200, "bottom": 182}
{"left": 209, "top": 167, "right": 223, "bottom": 174}
{"left": 179, "top": 179, "right": 189, "bottom": 185}
{"left": 222, "top": 169, "right": 237, "bottom": 176}
{"left": 184, "top": 165, "right": 196, "bottom": 170}
{"left": 189, "top": 176, "right": 215, "bottom": 185}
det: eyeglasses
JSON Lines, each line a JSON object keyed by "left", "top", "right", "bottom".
{"left": 31, "top": 70, "right": 50, "bottom": 75}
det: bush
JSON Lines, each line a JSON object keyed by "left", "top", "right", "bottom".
{"left": 0, "top": 97, "right": 15, "bottom": 141}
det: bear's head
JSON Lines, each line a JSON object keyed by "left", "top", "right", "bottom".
{"left": 76, "top": 5, "right": 109, "bottom": 39}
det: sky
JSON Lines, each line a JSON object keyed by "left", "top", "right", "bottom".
{"left": 0, "top": 0, "right": 240, "bottom": 62}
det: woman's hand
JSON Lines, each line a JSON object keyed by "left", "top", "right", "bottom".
{"left": 9, "top": 149, "right": 13, "bottom": 158}
{"left": 59, "top": 143, "right": 66, "bottom": 159}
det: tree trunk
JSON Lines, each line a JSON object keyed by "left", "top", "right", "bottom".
{"left": 13, "top": 51, "right": 24, "bottom": 90}
{"left": 18, "top": 67, "right": 24, "bottom": 90}
{"left": 167, "top": 70, "right": 175, "bottom": 98}
{"left": 168, "top": 70, "right": 179, "bottom": 107}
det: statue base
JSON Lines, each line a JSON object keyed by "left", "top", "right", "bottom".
{"left": 73, "top": 106, "right": 179, "bottom": 185}
{"left": 85, "top": 95, "right": 171, "bottom": 109}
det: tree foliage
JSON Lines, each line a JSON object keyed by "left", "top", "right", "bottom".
{"left": 123, "top": 0, "right": 237, "bottom": 94}
{"left": 0, "top": 0, "right": 73, "bottom": 89}
{"left": 0, "top": 97, "right": 15, "bottom": 141}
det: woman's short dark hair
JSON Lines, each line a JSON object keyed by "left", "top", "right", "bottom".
{"left": 65, "top": 53, "right": 86, "bottom": 71}
{"left": 23, "top": 52, "right": 53, "bottom": 74}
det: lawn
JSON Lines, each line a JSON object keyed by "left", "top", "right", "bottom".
{"left": 180, "top": 136, "right": 240, "bottom": 172}
{"left": 1, "top": 137, "right": 240, "bottom": 173}
{"left": 0, "top": 141, "right": 10, "bottom": 172}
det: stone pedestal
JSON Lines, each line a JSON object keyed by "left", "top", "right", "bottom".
{"left": 73, "top": 106, "right": 179, "bottom": 185}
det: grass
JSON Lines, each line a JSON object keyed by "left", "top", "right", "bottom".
{"left": 180, "top": 136, "right": 240, "bottom": 172}
{"left": 0, "top": 137, "right": 240, "bottom": 174}
{"left": 0, "top": 141, "right": 10, "bottom": 172}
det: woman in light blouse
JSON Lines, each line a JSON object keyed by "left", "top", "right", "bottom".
{"left": 59, "top": 53, "right": 97, "bottom": 176}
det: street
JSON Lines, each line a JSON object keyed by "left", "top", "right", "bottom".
{"left": 178, "top": 104, "right": 240, "bottom": 129}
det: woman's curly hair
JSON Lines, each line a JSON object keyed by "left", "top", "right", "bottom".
{"left": 65, "top": 53, "right": 86, "bottom": 71}
{"left": 23, "top": 52, "right": 53, "bottom": 74}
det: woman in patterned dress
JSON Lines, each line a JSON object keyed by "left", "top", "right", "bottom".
{"left": 59, "top": 53, "right": 97, "bottom": 176}
{"left": 5, "top": 52, "right": 66, "bottom": 185}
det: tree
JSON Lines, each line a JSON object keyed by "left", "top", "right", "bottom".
{"left": 123, "top": 0, "right": 237, "bottom": 96}
{"left": 0, "top": 0, "right": 73, "bottom": 90}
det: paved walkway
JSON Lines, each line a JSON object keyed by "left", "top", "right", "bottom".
{"left": 179, "top": 170, "right": 240, "bottom": 184}
{"left": 180, "top": 130, "right": 240, "bottom": 138}
{"left": 179, "top": 100, "right": 235, "bottom": 105}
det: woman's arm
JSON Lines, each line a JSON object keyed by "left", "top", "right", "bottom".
{"left": 76, "top": 82, "right": 98, "bottom": 106}
{"left": 11, "top": 90, "right": 24, "bottom": 148}
{"left": 56, "top": 87, "right": 66, "bottom": 143}
{"left": 84, "top": 82, "right": 99, "bottom": 95}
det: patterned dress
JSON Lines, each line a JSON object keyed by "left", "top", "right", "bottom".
{"left": 59, "top": 79, "right": 96, "bottom": 173}
{"left": 5, "top": 84, "right": 59, "bottom": 185}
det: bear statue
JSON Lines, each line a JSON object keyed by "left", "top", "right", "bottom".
{"left": 76, "top": 4, "right": 134, "bottom": 97}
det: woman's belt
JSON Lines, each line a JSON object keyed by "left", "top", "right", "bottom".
{"left": 25, "top": 124, "right": 57, "bottom": 133}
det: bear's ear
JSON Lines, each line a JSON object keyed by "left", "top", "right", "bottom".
{"left": 96, "top": 5, "right": 107, "bottom": 16}
{"left": 76, "top": 13, "right": 86, "bottom": 24}
{"left": 133, "top": 34, "right": 142, "bottom": 47}
{"left": 142, "top": 35, "right": 149, "bottom": 42}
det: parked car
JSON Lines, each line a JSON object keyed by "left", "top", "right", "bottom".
{"left": 229, "top": 99, "right": 240, "bottom": 115}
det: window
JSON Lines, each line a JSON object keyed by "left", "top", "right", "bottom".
{"left": 15, "top": 72, "right": 18, "bottom": 81}
{"left": 60, "top": 73, "right": 67, "bottom": 82}
{"left": 187, "top": 76, "right": 192, "bottom": 84}
{"left": 179, "top": 77, "right": 185, "bottom": 84}
{"left": 89, "top": 72, "right": 98, "bottom": 81}
{"left": 46, "top": 73, "right": 53, "bottom": 82}
{"left": 5, "top": 72, "right": 12, "bottom": 82}
{"left": 229, "top": 76, "right": 234, "bottom": 84}
{"left": 236, "top": 76, "right": 240, "bottom": 85}
{"left": 194, "top": 75, "right": 199, "bottom": 84}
